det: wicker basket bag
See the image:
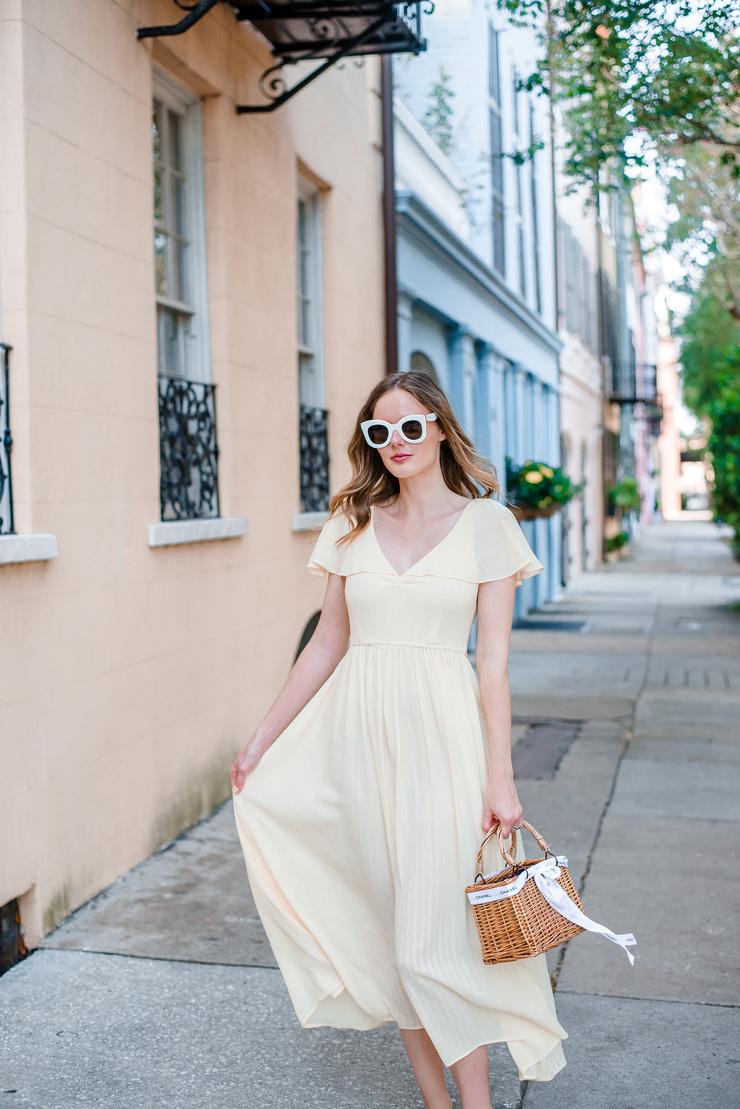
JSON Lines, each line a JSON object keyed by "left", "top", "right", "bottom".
{"left": 465, "top": 820, "right": 637, "bottom": 965}
{"left": 465, "top": 820, "right": 584, "bottom": 965}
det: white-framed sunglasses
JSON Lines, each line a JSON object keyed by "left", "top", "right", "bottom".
{"left": 361, "top": 412, "right": 438, "bottom": 449}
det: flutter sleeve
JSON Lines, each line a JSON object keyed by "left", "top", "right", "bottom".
{"left": 306, "top": 511, "right": 352, "bottom": 578}
{"left": 472, "top": 498, "right": 544, "bottom": 587}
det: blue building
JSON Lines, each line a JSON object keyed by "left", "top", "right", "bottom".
{"left": 393, "top": 2, "right": 563, "bottom": 614}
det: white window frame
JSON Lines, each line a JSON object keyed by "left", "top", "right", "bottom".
{"left": 152, "top": 69, "right": 211, "bottom": 385}
{"left": 296, "top": 181, "right": 325, "bottom": 409}
{"left": 488, "top": 23, "right": 506, "bottom": 277}
{"left": 528, "top": 97, "right": 542, "bottom": 314}
{"left": 511, "top": 67, "right": 527, "bottom": 300}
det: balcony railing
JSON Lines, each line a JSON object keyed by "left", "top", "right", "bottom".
{"left": 610, "top": 361, "right": 658, "bottom": 406}
{"left": 610, "top": 361, "right": 662, "bottom": 436}
{"left": 299, "top": 403, "right": 330, "bottom": 513}
{"left": 0, "top": 344, "right": 14, "bottom": 536}
{"left": 158, "top": 374, "right": 220, "bottom": 521}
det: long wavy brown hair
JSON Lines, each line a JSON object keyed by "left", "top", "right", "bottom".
{"left": 328, "top": 371, "right": 501, "bottom": 547}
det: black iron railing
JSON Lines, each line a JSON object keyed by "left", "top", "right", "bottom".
{"left": 610, "top": 361, "right": 662, "bottom": 435}
{"left": 0, "top": 344, "right": 14, "bottom": 536}
{"left": 158, "top": 374, "right": 220, "bottom": 521}
{"left": 610, "top": 360, "right": 658, "bottom": 406}
{"left": 299, "top": 403, "right": 330, "bottom": 513}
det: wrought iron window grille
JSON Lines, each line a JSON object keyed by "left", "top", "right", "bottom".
{"left": 299, "top": 403, "right": 330, "bottom": 513}
{"left": 0, "top": 344, "right": 14, "bottom": 536}
{"left": 158, "top": 374, "right": 221, "bottom": 521}
{"left": 137, "top": 2, "right": 429, "bottom": 113}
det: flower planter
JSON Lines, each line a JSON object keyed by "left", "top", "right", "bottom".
{"left": 506, "top": 459, "right": 580, "bottom": 524}
{"left": 510, "top": 503, "right": 561, "bottom": 522}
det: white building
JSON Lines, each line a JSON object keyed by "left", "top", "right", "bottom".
{"left": 553, "top": 143, "right": 605, "bottom": 579}
{"left": 393, "top": 1, "right": 563, "bottom": 614}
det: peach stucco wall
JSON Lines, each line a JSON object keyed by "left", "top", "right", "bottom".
{"left": 0, "top": 0, "right": 386, "bottom": 945}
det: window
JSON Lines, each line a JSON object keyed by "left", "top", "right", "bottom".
{"left": 410, "top": 351, "right": 439, "bottom": 382}
{"left": 560, "top": 433, "right": 571, "bottom": 587}
{"left": 580, "top": 441, "right": 589, "bottom": 568}
{"left": 152, "top": 72, "right": 210, "bottom": 383}
{"left": 529, "top": 100, "right": 542, "bottom": 313}
{"left": 488, "top": 25, "right": 505, "bottom": 276}
{"left": 512, "top": 70, "right": 526, "bottom": 298}
{"left": 296, "top": 186, "right": 329, "bottom": 514}
{"left": 152, "top": 71, "right": 218, "bottom": 522}
{"left": 297, "top": 191, "right": 325, "bottom": 408}
{"left": 563, "top": 222, "right": 595, "bottom": 353}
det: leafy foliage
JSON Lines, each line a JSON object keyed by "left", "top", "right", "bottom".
{"left": 667, "top": 145, "right": 740, "bottom": 319}
{"left": 424, "top": 66, "right": 456, "bottom": 152}
{"left": 607, "top": 475, "right": 642, "bottom": 511}
{"left": 706, "top": 371, "right": 740, "bottom": 537}
{"left": 498, "top": 0, "right": 740, "bottom": 186}
{"left": 679, "top": 275, "right": 740, "bottom": 414}
{"left": 506, "top": 458, "right": 581, "bottom": 509}
{"left": 605, "top": 531, "right": 629, "bottom": 552}
{"left": 680, "top": 278, "right": 740, "bottom": 535}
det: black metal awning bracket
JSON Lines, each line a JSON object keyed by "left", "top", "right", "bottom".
{"left": 137, "top": 0, "right": 223, "bottom": 39}
{"left": 239, "top": 13, "right": 388, "bottom": 113}
{"left": 136, "top": 1, "right": 428, "bottom": 111}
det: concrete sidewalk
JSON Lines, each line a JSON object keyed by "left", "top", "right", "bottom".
{"left": 1, "top": 520, "right": 738, "bottom": 1108}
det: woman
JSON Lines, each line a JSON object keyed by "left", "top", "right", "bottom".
{"left": 231, "top": 371, "right": 566, "bottom": 1109}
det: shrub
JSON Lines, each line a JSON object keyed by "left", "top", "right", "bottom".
{"left": 607, "top": 475, "right": 642, "bottom": 513}
{"left": 506, "top": 458, "right": 581, "bottom": 511}
{"left": 605, "top": 531, "right": 629, "bottom": 553}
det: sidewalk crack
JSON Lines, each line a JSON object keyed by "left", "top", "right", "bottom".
{"left": 549, "top": 603, "right": 660, "bottom": 992}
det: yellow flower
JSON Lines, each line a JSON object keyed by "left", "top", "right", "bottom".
{"left": 540, "top": 466, "right": 554, "bottom": 478}
{"left": 524, "top": 471, "right": 544, "bottom": 484}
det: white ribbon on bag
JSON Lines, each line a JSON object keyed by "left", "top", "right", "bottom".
{"left": 467, "top": 855, "right": 637, "bottom": 965}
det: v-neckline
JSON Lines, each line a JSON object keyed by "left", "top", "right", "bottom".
{"left": 370, "top": 500, "right": 474, "bottom": 577}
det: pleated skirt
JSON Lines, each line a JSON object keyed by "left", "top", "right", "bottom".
{"left": 233, "top": 643, "right": 567, "bottom": 1081}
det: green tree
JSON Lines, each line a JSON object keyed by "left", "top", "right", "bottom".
{"left": 498, "top": 0, "right": 740, "bottom": 186}
{"left": 679, "top": 271, "right": 740, "bottom": 415}
{"left": 679, "top": 276, "right": 740, "bottom": 537}
{"left": 707, "top": 372, "right": 740, "bottom": 537}
{"left": 667, "top": 142, "right": 740, "bottom": 319}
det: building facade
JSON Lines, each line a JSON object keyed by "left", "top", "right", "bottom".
{"left": 0, "top": 0, "right": 395, "bottom": 949}
{"left": 597, "top": 178, "right": 661, "bottom": 547}
{"left": 552, "top": 149, "right": 604, "bottom": 581}
{"left": 393, "top": 2, "right": 563, "bottom": 616}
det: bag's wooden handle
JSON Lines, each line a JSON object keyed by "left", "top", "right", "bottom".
{"left": 475, "top": 819, "right": 553, "bottom": 875}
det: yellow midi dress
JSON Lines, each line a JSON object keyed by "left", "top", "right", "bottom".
{"left": 233, "top": 496, "right": 567, "bottom": 1081}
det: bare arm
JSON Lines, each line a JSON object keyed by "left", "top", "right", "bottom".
{"left": 475, "top": 573, "right": 523, "bottom": 839}
{"left": 231, "top": 571, "right": 350, "bottom": 793}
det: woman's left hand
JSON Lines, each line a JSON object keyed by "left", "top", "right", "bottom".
{"left": 482, "top": 774, "right": 523, "bottom": 840}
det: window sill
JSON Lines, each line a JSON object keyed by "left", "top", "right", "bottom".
{"left": 292, "top": 510, "right": 330, "bottom": 532}
{"left": 148, "top": 517, "right": 248, "bottom": 548}
{"left": 0, "top": 534, "right": 59, "bottom": 565}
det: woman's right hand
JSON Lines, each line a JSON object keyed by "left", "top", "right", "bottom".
{"left": 231, "top": 742, "right": 262, "bottom": 796}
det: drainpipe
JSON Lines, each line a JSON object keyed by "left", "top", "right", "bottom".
{"left": 381, "top": 54, "right": 398, "bottom": 376}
